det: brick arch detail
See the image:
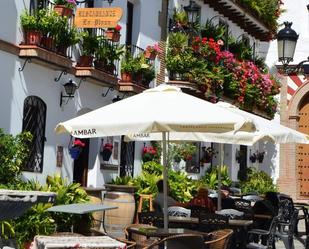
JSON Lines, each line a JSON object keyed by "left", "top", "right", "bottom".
{"left": 289, "top": 80, "right": 309, "bottom": 116}
{"left": 279, "top": 79, "right": 309, "bottom": 200}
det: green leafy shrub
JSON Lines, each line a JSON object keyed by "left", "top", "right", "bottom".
{"left": 200, "top": 165, "right": 232, "bottom": 190}
{"left": 168, "top": 170, "right": 198, "bottom": 203}
{"left": 111, "top": 175, "right": 135, "bottom": 185}
{"left": 13, "top": 202, "right": 55, "bottom": 247}
{"left": 45, "top": 174, "right": 91, "bottom": 233}
{"left": 240, "top": 167, "right": 277, "bottom": 194}
{"left": 142, "top": 161, "right": 163, "bottom": 175}
{"left": 134, "top": 172, "right": 162, "bottom": 196}
{"left": 0, "top": 129, "right": 32, "bottom": 185}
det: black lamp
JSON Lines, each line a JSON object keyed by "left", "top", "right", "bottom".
{"left": 277, "top": 22, "right": 299, "bottom": 67}
{"left": 184, "top": 0, "right": 200, "bottom": 25}
{"left": 277, "top": 22, "right": 309, "bottom": 75}
{"left": 60, "top": 79, "right": 78, "bottom": 107}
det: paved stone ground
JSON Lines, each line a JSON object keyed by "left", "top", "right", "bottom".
{"left": 275, "top": 219, "right": 307, "bottom": 249}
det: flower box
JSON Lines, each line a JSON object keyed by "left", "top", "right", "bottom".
{"left": 54, "top": 5, "right": 73, "bottom": 17}
{"left": 105, "top": 30, "right": 120, "bottom": 42}
{"left": 24, "top": 31, "right": 42, "bottom": 45}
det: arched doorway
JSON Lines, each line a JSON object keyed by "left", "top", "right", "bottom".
{"left": 297, "top": 94, "right": 309, "bottom": 197}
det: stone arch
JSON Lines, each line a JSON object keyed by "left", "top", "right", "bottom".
{"left": 289, "top": 79, "right": 309, "bottom": 114}
{"left": 280, "top": 79, "right": 309, "bottom": 200}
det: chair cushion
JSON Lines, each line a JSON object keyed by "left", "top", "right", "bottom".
{"left": 246, "top": 242, "right": 267, "bottom": 249}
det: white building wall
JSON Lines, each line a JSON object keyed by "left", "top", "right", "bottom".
{"left": 0, "top": 0, "right": 164, "bottom": 186}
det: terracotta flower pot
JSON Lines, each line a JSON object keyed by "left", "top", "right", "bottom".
{"left": 57, "top": 45, "right": 68, "bottom": 56}
{"left": 121, "top": 72, "right": 132, "bottom": 82}
{"left": 104, "top": 30, "right": 120, "bottom": 42}
{"left": 77, "top": 55, "right": 93, "bottom": 67}
{"left": 41, "top": 36, "right": 55, "bottom": 50}
{"left": 24, "top": 31, "right": 42, "bottom": 45}
{"left": 54, "top": 5, "right": 73, "bottom": 17}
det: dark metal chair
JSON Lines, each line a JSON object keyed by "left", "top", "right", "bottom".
{"left": 198, "top": 213, "right": 228, "bottom": 233}
{"left": 138, "top": 211, "right": 164, "bottom": 228}
{"left": 246, "top": 216, "right": 279, "bottom": 249}
{"left": 274, "top": 199, "right": 299, "bottom": 249}
{"left": 187, "top": 205, "right": 211, "bottom": 218}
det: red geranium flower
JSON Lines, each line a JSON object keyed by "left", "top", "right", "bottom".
{"left": 73, "top": 139, "right": 85, "bottom": 147}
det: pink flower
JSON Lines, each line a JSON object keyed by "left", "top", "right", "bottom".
{"left": 217, "top": 39, "right": 224, "bottom": 46}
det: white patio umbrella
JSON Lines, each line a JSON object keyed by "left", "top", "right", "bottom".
{"left": 125, "top": 101, "right": 309, "bottom": 145}
{"left": 124, "top": 101, "right": 309, "bottom": 210}
{"left": 55, "top": 84, "right": 257, "bottom": 229}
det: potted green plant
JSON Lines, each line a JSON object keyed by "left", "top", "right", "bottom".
{"left": 20, "top": 11, "right": 42, "bottom": 45}
{"left": 77, "top": 32, "right": 99, "bottom": 67}
{"left": 101, "top": 143, "right": 113, "bottom": 161}
{"left": 39, "top": 9, "right": 62, "bottom": 50}
{"left": 56, "top": 22, "right": 80, "bottom": 56}
{"left": 54, "top": 0, "right": 76, "bottom": 17}
{"left": 95, "top": 38, "right": 124, "bottom": 73}
{"left": 104, "top": 24, "right": 122, "bottom": 42}
{"left": 120, "top": 52, "right": 139, "bottom": 82}
{"left": 166, "top": 49, "right": 196, "bottom": 81}
{"left": 172, "top": 9, "right": 188, "bottom": 28}
{"left": 133, "top": 55, "right": 150, "bottom": 84}
{"left": 141, "top": 66, "right": 155, "bottom": 86}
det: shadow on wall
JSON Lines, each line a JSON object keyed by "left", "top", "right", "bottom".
{"left": 259, "top": 141, "right": 277, "bottom": 177}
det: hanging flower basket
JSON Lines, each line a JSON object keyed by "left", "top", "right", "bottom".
{"left": 69, "top": 147, "right": 82, "bottom": 160}
{"left": 54, "top": 5, "right": 74, "bottom": 17}
{"left": 101, "top": 143, "right": 113, "bottom": 161}
{"left": 69, "top": 139, "right": 85, "bottom": 160}
{"left": 258, "top": 152, "right": 265, "bottom": 163}
{"left": 101, "top": 149, "right": 112, "bottom": 161}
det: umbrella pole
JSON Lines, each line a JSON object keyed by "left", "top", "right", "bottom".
{"left": 217, "top": 143, "right": 224, "bottom": 211}
{"left": 162, "top": 131, "right": 168, "bottom": 229}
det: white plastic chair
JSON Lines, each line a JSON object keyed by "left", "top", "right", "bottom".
{"left": 168, "top": 206, "right": 191, "bottom": 217}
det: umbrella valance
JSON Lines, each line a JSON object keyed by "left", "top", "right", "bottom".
{"left": 55, "top": 85, "right": 256, "bottom": 137}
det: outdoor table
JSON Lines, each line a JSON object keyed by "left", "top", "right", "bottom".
{"left": 253, "top": 214, "right": 272, "bottom": 219}
{"left": 47, "top": 203, "right": 118, "bottom": 232}
{"left": 31, "top": 235, "right": 126, "bottom": 249}
{"left": 169, "top": 216, "right": 199, "bottom": 229}
{"left": 127, "top": 227, "right": 207, "bottom": 240}
{"left": 169, "top": 216, "right": 198, "bottom": 224}
{"left": 0, "top": 189, "right": 56, "bottom": 220}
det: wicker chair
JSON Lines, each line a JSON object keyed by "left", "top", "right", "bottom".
{"left": 142, "top": 233, "right": 207, "bottom": 249}
{"left": 124, "top": 223, "right": 158, "bottom": 249}
{"left": 204, "top": 229, "right": 233, "bottom": 249}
